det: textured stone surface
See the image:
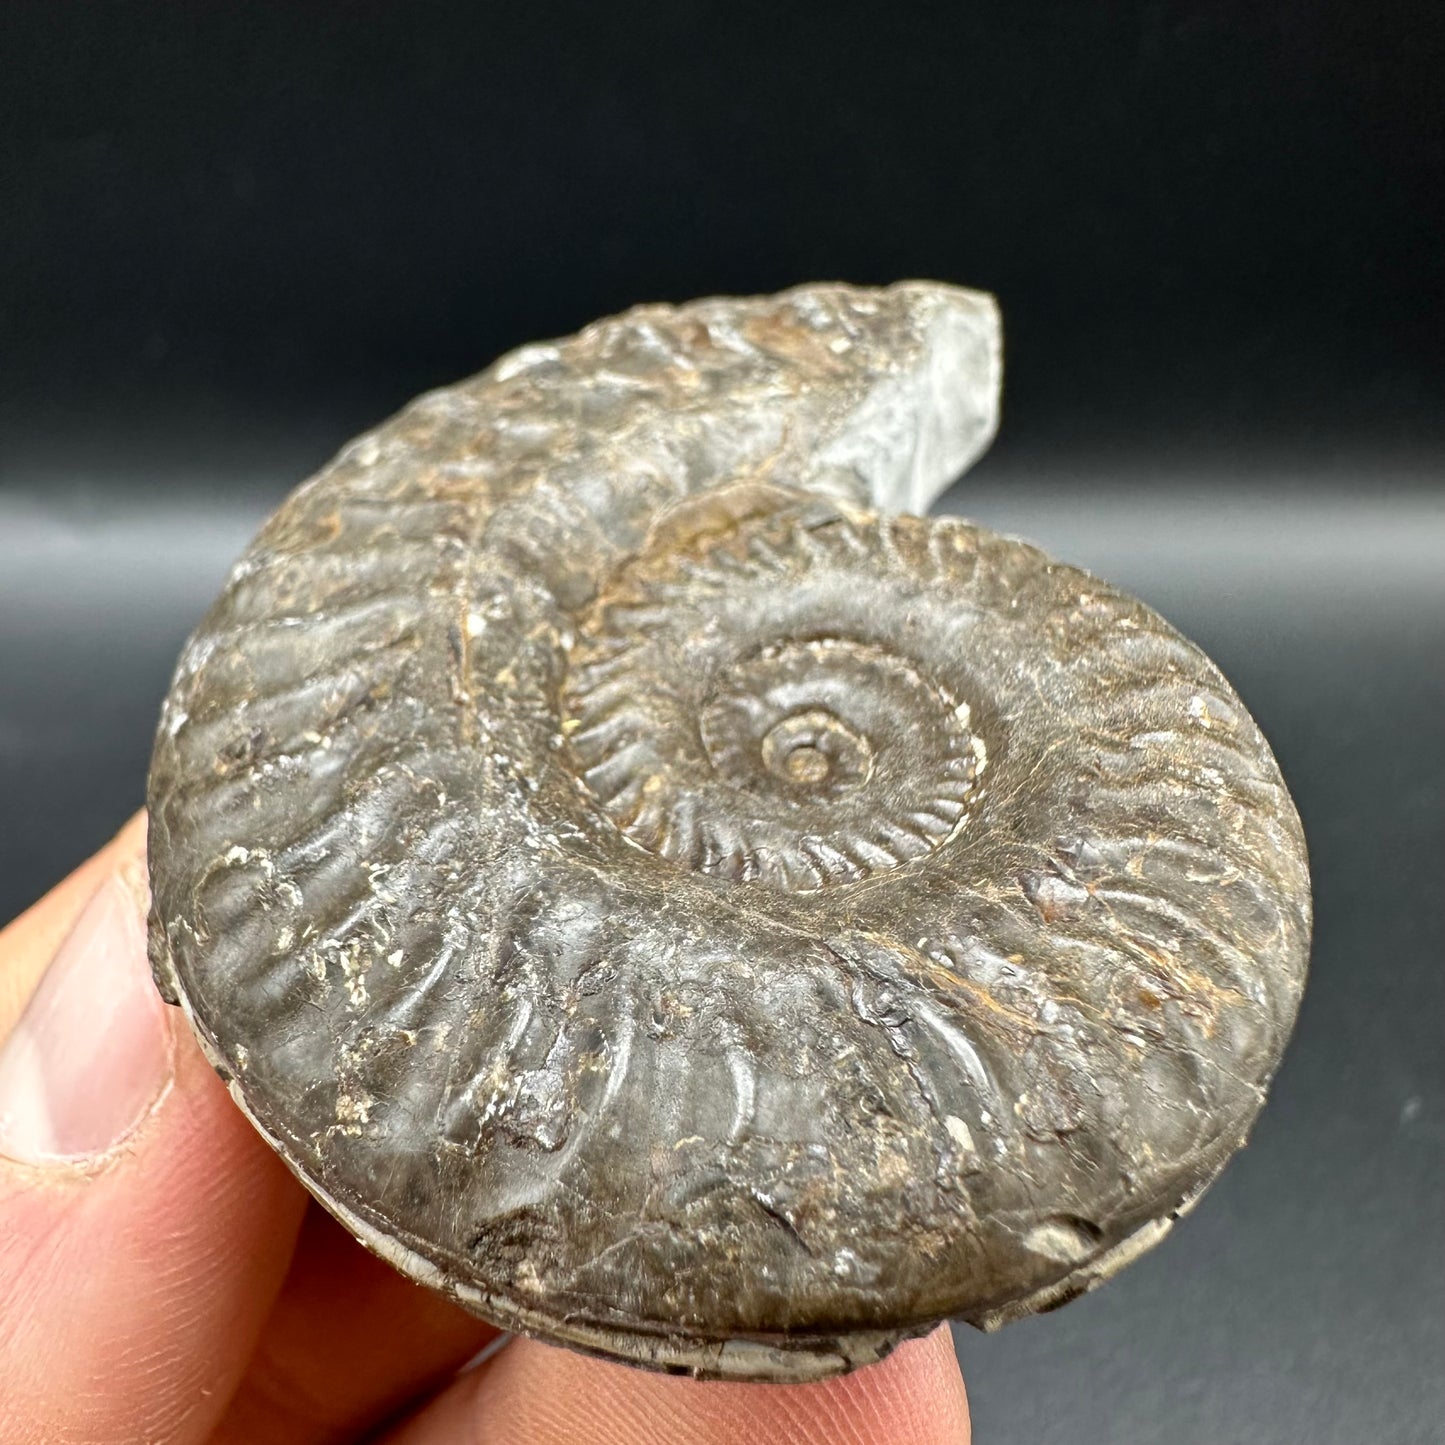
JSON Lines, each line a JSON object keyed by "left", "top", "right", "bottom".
{"left": 145, "top": 282, "right": 1311, "bottom": 1380}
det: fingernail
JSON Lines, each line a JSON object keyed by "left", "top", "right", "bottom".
{"left": 0, "top": 873, "right": 173, "bottom": 1163}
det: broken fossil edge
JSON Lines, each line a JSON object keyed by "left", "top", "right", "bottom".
{"left": 143, "top": 278, "right": 1312, "bottom": 1375}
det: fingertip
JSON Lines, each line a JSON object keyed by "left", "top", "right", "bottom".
{"left": 0, "top": 816, "right": 309, "bottom": 1444}
{"left": 0, "top": 809, "right": 147, "bottom": 1042}
{"left": 0, "top": 1014, "right": 307, "bottom": 1443}
{"left": 384, "top": 1324, "right": 969, "bottom": 1444}
{"left": 110, "top": 808, "right": 149, "bottom": 857}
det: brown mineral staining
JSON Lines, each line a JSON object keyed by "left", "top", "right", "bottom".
{"left": 145, "top": 282, "right": 1310, "bottom": 1381}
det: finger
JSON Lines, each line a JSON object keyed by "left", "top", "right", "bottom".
{"left": 212, "top": 1202, "right": 499, "bottom": 1445}
{"left": 0, "top": 818, "right": 308, "bottom": 1445}
{"left": 0, "top": 811, "right": 147, "bottom": 1041}
{"left": 381, "top": 1323, "right": 970, "bottom": 1445}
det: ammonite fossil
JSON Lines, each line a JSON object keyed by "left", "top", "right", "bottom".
{"left": 146, "top": 282, "right": 1311, "bottom": 1382}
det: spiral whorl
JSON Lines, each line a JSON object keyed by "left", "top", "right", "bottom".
{"left": 562, "top": 490, "right": 989, "bottom": 891}
{"left": 146, "top": 283, "right": 1310, "bottom": 1381}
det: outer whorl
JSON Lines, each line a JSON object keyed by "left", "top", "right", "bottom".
{"left": 146, "top": 282, "right": 1311, "bottom": 1382}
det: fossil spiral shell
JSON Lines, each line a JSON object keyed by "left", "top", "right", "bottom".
{"left": 146, "top": 282, "right": 1311, "bottom": 1381}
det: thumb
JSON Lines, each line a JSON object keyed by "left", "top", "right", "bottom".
{"left": 0, "top": 816, "right": 306, "bottom": 1445}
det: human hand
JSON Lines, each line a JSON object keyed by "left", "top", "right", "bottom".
{"left": 0, "top": 814, "right": 971, "bottom": 1443}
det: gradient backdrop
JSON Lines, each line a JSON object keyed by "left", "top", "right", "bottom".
{"left": 2, "top": 5, "right": 1441, "bottom": 1442}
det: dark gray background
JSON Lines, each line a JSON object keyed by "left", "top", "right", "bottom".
{"left": 2, "top": 4, "right": 1441, "bottom": 1442}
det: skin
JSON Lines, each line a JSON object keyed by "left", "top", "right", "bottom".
{"left": 0, "top": 814, "right": 971, "bottom": 1444}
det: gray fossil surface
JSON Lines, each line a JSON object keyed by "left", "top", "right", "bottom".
{"left": 145, "top": 281, "right": 1311, "bottom": 1381}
